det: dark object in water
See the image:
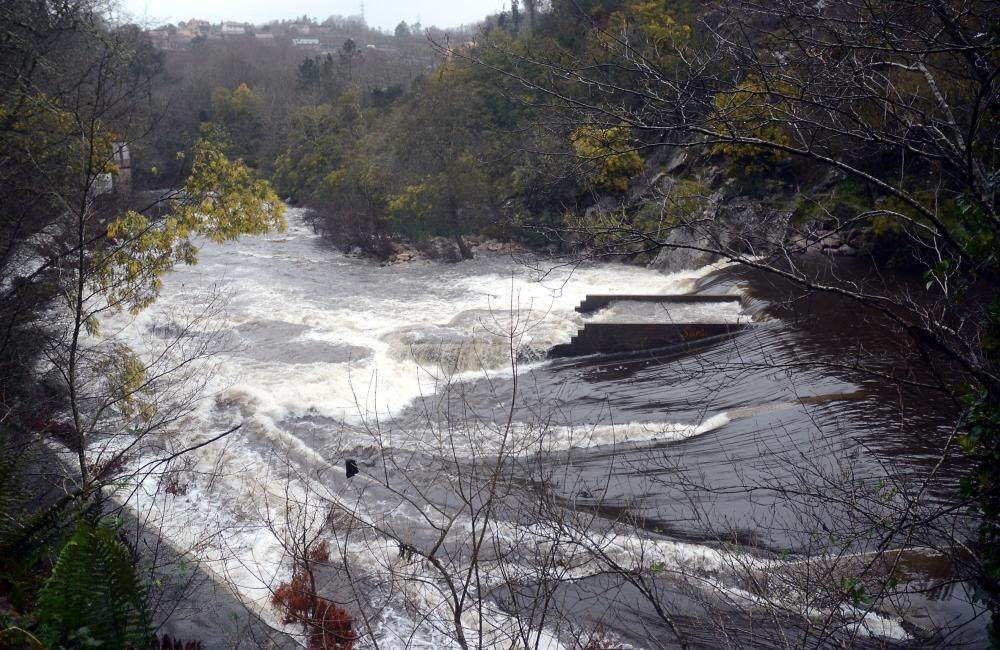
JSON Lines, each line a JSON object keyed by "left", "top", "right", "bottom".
{"left": 346, "top": 459, "right": 359, "bottom": 478}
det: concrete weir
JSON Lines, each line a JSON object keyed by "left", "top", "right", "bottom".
{"left": 550, "top": 294, "right": 746, "bottom": 358}
{"left": 574, "top": 293, "right": 742, "bottom": 313}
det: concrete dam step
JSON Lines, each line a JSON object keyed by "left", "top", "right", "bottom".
{"left": 552, "top": 294, "right": 748, "bottom": 358}
{"left": 576, "top": 293, "right": 742, "bottom": 313}
{"left": 549, "top": 323, "right": 746, "bottom": 358}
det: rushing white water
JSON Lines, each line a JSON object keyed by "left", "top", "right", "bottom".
{"left": 89, "top": 209, "right": 910, "bottom": 647}
{"left": 587, "top": 299, "right": 747, "bottom": 324}
{"left": 106, "top": 210, "right": 734, "bottom": 425}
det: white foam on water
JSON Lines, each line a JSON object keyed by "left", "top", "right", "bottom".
{"left": 104, "top": 399, "right": 744, "bottom": 650}
{"left": 370, "top": 412, "right": 732, "bottom": 460}
{"left": 64, "top": 208, "right": 747, "bottom": 436}
{"left": 544, "top": 412, "right": 732, "bottom": 451}
{"left": 111, "top": 419, "right": 579, "bottom": 650}
{"left": 588, "top": 299, "right": 746, "bottom": 324}
{"left": 842, "top": 605, "right": 911, "bottom": 640}
{"left": 105, "top": 210, "right": 745, "bottom": 427}
{"left": 711, "top": 580, "right": 912, "bottom": 641}
{"left": 79, "top": 208, "right": 766, "bottom": 648}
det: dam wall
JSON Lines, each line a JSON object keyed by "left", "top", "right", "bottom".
{"left": 551, "top": 294, "right": 747, "bottom": 358}
{"left": 575, "top": 294, "right": 741, "bottom": 314}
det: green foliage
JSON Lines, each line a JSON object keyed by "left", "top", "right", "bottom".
{"left": 352, "top": 61, "right": 504, "bottom": 248}
{"left": 273, "top": 92, "right": 361, "bottom": 201}
{"left": 387, "top": 181, "right": 436, "bottom": 229}
{"left": 96, "top": 134, "right": 285, "bottom": 313}
{"left": 839, "top": 576, "right": 870, "bottom": 608}
{"left": 659, "top": 179, "right": 708, "bottom": 224}
{"left": 317, "top": 153, "right": 393, "bottom": 250}
{"left": 35, "top": 521, "right": 153, "bottom": 649}
{"left": 0, "top": 93, "right": 118, "bottom": 209}
{"left": 322, "top": 156, "right": 390, "bottom": 218}
{"left": 296, "top": 54, "right": 346, "bottom": 104}
{"left": 385, "top": 148, "right": 491, "bottom": 244}
{"left": 959, "top": 296, "right": 1000, "bottom": 639}
{"left": 96, "top": 344, "right": 155, "bottom": 422}
{"left": 628, "top": 0, "right": 693, "bottom": 45}
{"left": 711, "top": 76, "right": 793, "bottom": 176}
{"left": 211, "top": 83, "right": 262, "bottom": 126}
{"left": 568, "top": 177, "right": 708, "bottom": 261}
{"left": 0, "top": 438, "right": 45, "bottom": 618}
{"left": 590, "top": 0, "right": 695, "bottom": 63}
{"left": 210, "top": 84, "right": 264, "bottom": 164}
{"left": 570, "top": 125, "right": 644, "bottom": 192}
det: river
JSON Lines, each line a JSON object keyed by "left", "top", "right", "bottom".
{"left": 103, "top": 208, "right": 982, "bottom": 648}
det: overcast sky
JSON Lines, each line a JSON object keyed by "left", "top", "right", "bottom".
{"left": 118, "top": 0, "right": 508, "bottom": 31}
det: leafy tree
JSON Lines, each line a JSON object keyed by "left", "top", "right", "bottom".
{"left": 297, "top": 54, "right": 346, "bottom": 104}
{"left": 317, "top": 151, "right": 391, "bottom": 252}
{"left": 570, "top": 125, "right": 644, "bottom": 192}
{"left": 338, "top": 39, "right": 362, "bottom": 84}
{"left": 272, "top": 91, "right": 362, "bottom": 201}
{"left": 709, "top": 76, "right": 793, "bottom": 176}
{"left": 384, "top": 63, "right": 504, "bottom": 257}
{"left": 210, "top": 83, "right": 265, "bottom": 165}
{"left": 99, "top": 132, "right": 285, "bottom": 312}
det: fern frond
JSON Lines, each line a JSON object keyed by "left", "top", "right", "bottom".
{"left": 35, "top": 521, "right": 153, "bottom": 649}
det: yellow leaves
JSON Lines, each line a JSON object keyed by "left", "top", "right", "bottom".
{"left": 211, "top": 83, "right": 263, "bottom": 123}
{"left": 388, "top": 182, "right": 434, "bottom": 217}
{"left": 84, "top": 317, "right": 101, "bottom": 337}
{"left": 81, "top": 134, "right": 284, "bottom": 432}
{"left": 629, "top": 0, "right": 691, "bottom": 46}
{"left": 589, "top": 1, "right": 692, "bottom": 63}
{"left": 180, "top": 137, "right": 286, "bottom": 243}
{"left": 97, "top": 210, "right": 175, "bottom": 313}
{"left": 711, "top": 76, "right": 794, "bottom": 175}
{"left": 98, "top": 344, "right": 156, "bottom": 422}
{"left": 570, "top": 125, "right": 643, "bottom": 193}
{"left": 93, "top": 136, "right": 284, "bottom": 314}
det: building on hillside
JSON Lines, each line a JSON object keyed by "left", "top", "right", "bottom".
{"left": 221, "top": 23, "right": 246, "bottom": 36}
{"left": 179, "top": 18, "right": 211, "bottom": 34}
{"left": 92, "top": 143, "right": 131, "bottom": 198}
{"left": 111, "top": 143, "right": 131, "bottom": 196}
{"left": 147, "top": 28, "right": 172, "bottom": 49}
{"left": 292, "top": 38, "right": 320, "bottom": 48}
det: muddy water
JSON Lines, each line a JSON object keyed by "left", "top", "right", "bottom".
{"left": 103, "top": 209, "right": 982, "bottom": 648}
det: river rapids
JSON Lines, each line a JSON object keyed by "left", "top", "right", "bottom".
{"left": 89, "top": 208, "right": 979, "bottom": 648}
